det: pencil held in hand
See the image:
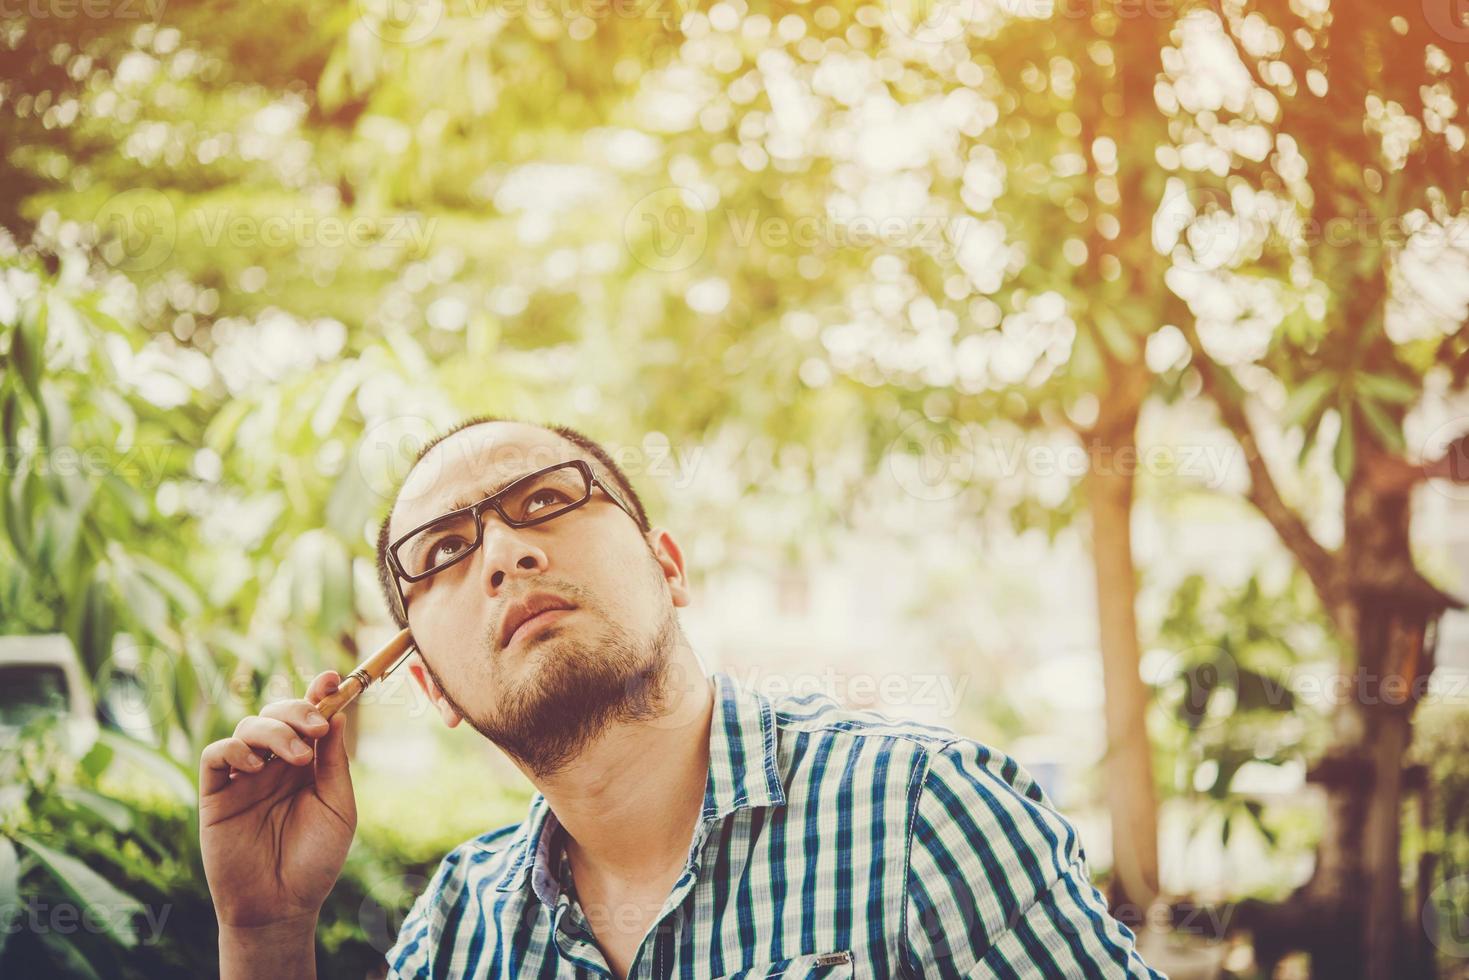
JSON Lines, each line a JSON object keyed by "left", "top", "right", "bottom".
{"left": 257, "top": 628, "right": 415, "bottom": 764}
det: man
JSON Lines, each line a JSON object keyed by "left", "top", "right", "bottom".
{"left": 200, "top": 417, "right": 1164, "bottom": 979}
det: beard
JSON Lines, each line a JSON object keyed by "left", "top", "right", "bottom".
{"left": 424, "top": 592, "right": 683, "bottom": 778}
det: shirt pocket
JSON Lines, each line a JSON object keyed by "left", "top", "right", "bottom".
{"left": 713, "top": 948, "right": 855, "bottom": 979}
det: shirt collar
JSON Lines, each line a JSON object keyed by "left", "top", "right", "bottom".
{"left": 701, "top": 670, "right": 786, "bottom": 821}
{"left": 490, "top": 670, "right": 786, "bottom": 895}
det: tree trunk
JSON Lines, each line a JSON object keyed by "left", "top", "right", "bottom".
{"left": 1293, "top": 445, "right": 1449, "bottom": 979}
{"left": 1362, "top": 704, "right": 1411, "bottom": 980}
{"left": 1084, "top": 412, "right": 1160, "bottom": 916}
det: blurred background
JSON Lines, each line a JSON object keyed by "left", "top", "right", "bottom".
{"left": 1, "top": 0, "right": 1467, "bottom": 977}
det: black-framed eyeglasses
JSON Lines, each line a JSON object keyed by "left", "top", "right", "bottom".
{"left": 387, "top": 459, "right": 639, "bottom": 616}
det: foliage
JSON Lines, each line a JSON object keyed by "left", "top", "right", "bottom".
{"left": 1409, "top": 702, "right": 1469, "bottom": 973}
{"left": 1150, "top": 570, "right": 1339, "bottom": 855}
{"left": 0, "top": 718, "right": 525, "bottom": 978}
{"left": 1, "top": 0, "right": 1467, "bottom": 972}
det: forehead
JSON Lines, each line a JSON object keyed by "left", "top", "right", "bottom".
{"left": 389, "top": 422, "right": 587, "bottom": 538}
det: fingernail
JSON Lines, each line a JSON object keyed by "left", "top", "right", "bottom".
{"left": 306, "top": 711, "right": 327, "bottom": 728}
{"left": 290, "top": 738, "right": 310, "bottom": 757}
{"left": 245, "top": 753, "right": 264, "bottom": 768}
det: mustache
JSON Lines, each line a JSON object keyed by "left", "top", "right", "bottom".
{"left": 487, "top": 581, "right": 592, "bottom": 652}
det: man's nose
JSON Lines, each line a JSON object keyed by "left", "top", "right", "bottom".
{"left": 477, "top": 519, "right": 549, "bottom": 594}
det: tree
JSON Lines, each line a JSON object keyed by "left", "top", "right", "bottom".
{"left": 1155, "top": 3, "right": 1469, "bottom": 975}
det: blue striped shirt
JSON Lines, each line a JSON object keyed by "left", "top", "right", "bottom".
{"left": 386, "top": 671, "right": 1164, "bottom": 978}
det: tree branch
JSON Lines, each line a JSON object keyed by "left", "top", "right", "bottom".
{"left": 1176, "top": 315, "right": 1346, "bottom": 620}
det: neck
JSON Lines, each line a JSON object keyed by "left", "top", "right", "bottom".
{"left": 529, "top": 647, "right": 715, "bottom": 881}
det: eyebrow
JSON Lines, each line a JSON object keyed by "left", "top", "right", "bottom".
{"left": 444, "top": 478, "right": 520, "bottom": 514}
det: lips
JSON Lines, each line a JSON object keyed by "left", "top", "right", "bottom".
{"left": 499, "top": 592, "right": 577, "bottom": 650}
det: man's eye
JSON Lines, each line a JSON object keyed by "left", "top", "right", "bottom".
{"left": 432, "top": 536, "right": 469, "bottom": 561}
{"left": 524, "top": 489, "right": 570, "bottom": 515}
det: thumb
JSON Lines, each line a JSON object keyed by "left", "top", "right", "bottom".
{"left": 314, "top": 713, "right": 354, "bottom": 810}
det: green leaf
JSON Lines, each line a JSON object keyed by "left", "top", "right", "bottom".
{"left": 114, "top": 559, "right": 171, "bottom": 641}
{"left": 1356, "top": 373, "right": 1418, "bottom": 405}
{"left": 1358, "top": 397, "right": 1407, "bottom": 453}
{"left": 65, "top": 564, "right": 116, "bottom": 678}
{"left": 0, "top": 836, "right": 18, "bottom": 961}
{"left": 79, "top": 740, "right": 116, "bottom": 781}
{"left": 130, "top": 552, "right": 202, "bottom": 617}
{"left": 1281, "top": 374, "right": 1335, "bottom": 430}
{"left": 1334, "top": 407, "right": 1356, "bottom": 483}
{"left": 317, "top": 534, "right": 354, "bottom": 636}
{"left": 13, "top": 835, "right": 143, "bottom": 948}
{"left": 54, "top": 787, "right": 134, "bottom": 835}
{"left": 0, "top": 388, "right": 18, "bottom": 458}
{"left": 102, "top": 472, "right": 149, "bottom": 523}
{"left": 1067, "top": 326, "right": 1104, "bottom": 386}
{"left": 11, "top": 300, "right": 44, "bottom": 402}
{"left": 1094, "top": 311, "right": 1138, "bottom": 361}
{"left": 309, "top": 361, "right": 363, "bottom": 438}
{"left": 203, "top": 397, "right": 253, "bottom": 458}
{"left": 4, "top": 468, "right": 32, "bottom": 558}
{"left": 95, "top": 730, "right": 194, "bottom": 804}
{"left": 1244, "top": 800, "right": 1278, "bottom": 846}
{"left": 37, "top": 925, "right": 105, "bottom": 980}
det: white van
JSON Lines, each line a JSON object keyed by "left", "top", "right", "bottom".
{"left": 0, "top": 633, "right": 100, "bottom": 754}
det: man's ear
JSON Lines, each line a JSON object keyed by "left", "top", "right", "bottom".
{"left": 646, "top": 527, "right": 690, "bottom": 608}
{"left": 407, "top": 654, "right": 463, "bottom": 728}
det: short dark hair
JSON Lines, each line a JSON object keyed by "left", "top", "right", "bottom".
{"left": 374, "top": 415, "right": 652, "bottom": 626}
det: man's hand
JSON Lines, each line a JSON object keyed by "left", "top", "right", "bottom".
{"left": 199, "top": 670, "right": 357, "bottom": 978}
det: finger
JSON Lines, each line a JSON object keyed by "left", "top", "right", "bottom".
{"left": 313, "top": 713, "right": 355, "bottom": 814}
{"left": 201, "top": 737, "right": 266, "bottom": 794}
{"left": 232, "top": 716, "right": 315, "bottom": 765}
{"left": 305, "top": 670, "right": 342, "bottom": 706}
{"left": 260, "top": 697, "right": 330, "bottom": 740}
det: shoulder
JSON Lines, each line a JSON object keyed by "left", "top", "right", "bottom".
{"left": 426, "top": 820, "right": 529, "bottom": 897}
{"left": 760, "top": 682, "right": 1065, "bottom": 838}
{"left": 724, "top": 674, "right": 1065, "bottom": 830}
{"left": 765, "top": 682, "right": 970, "bottom": 751}
{"left": 763, "top": 682, "right": 1051, "bottom": 798}
{"left": 382, "top": 818, "right": 535, "bottom": 978}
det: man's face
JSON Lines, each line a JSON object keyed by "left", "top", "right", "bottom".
{"left": 386, "top": 421, "right": 689, "bottom": 775}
